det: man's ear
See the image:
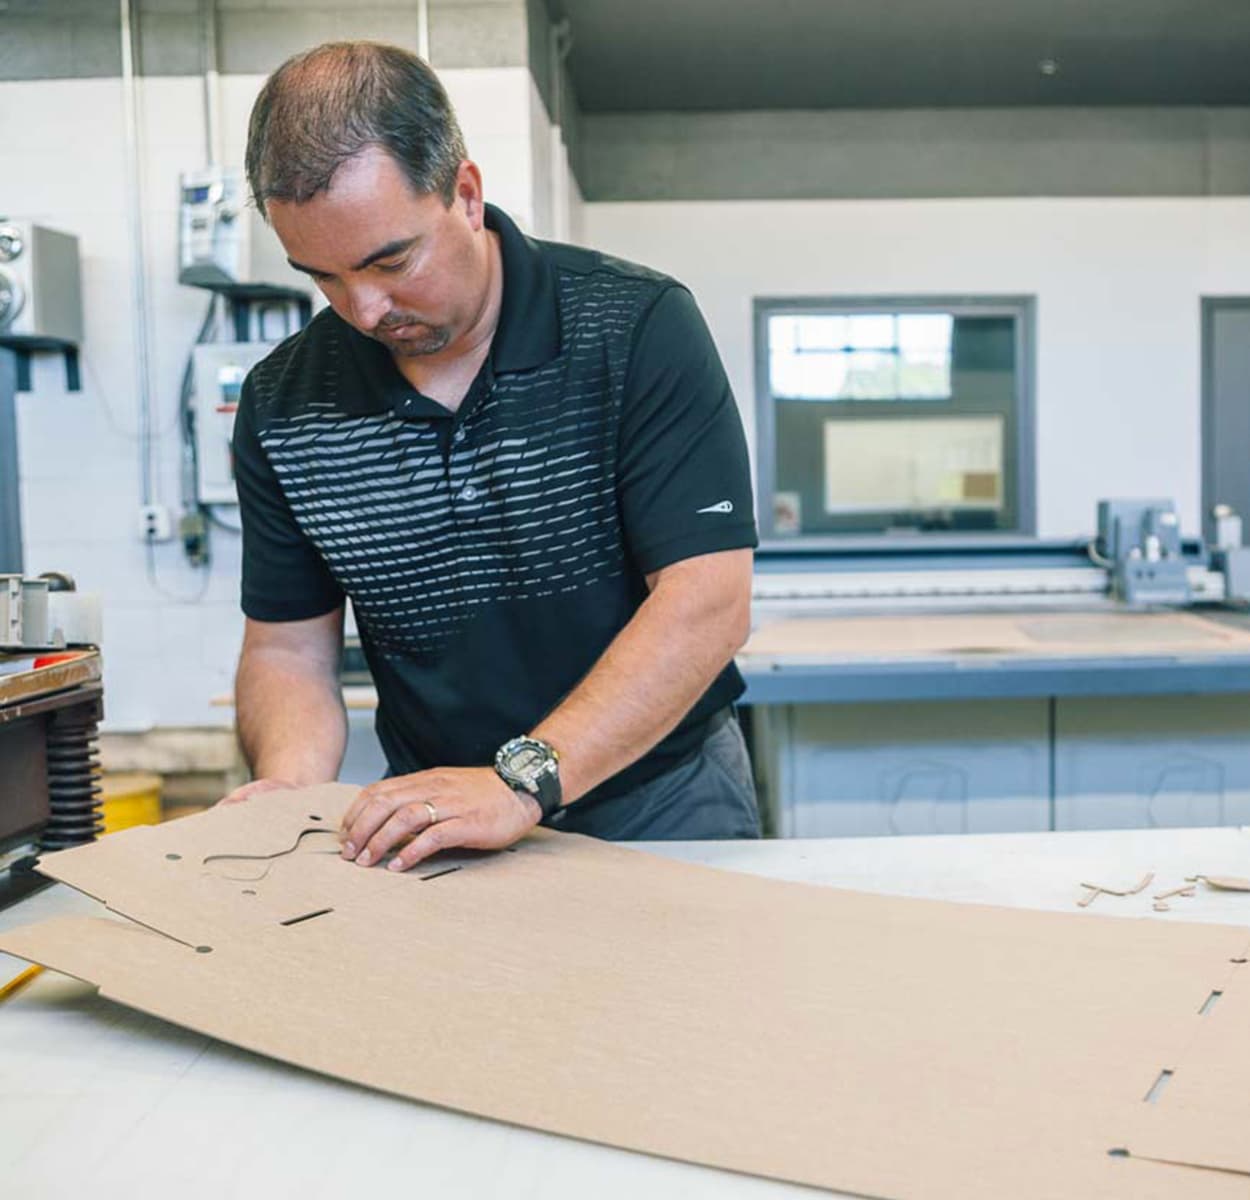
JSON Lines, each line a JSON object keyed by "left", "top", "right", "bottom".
{"left": 454, "top": 160, "right": 486, "bottom": 228}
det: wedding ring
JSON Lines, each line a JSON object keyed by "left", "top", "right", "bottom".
{"left": 423, "top": 800, "right": 439, "bottom": 827}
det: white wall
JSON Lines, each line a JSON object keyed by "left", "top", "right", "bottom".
{"left": 583, "top": 198, "right": 1250, "bottom": 538}
{"left": 442, "top": 67, "right": 545, "bottom": 231}
{"left": 13, "top": 65, "right": 1237, "bottom": 737}
{"left": 523, "top": 69, "right": 585, "bottom": 244}
{"left": 4, "top": 66, "right": 547, "bottom": 733}
{"left": 5, "top": 76, "right": 239, "bottom": 735}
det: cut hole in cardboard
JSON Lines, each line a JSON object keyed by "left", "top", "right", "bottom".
{"left": 279, "top": 908, "right": 334, "bottom": 928}
{"left": 1199, "top": 990, "right": 1223, "bottom": 1017}
{"left": 203, "top": 828, "right": 342, "bottom": 882}
{"left": 1144, "top": 1069, "right": 1174, "bottom": 1104}
{"left": 419, "top": 865, "right": 463, "bottom": 882}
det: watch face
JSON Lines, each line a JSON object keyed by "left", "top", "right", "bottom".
{"left": 510, "top": 745, "right": 544, "bottom": 774}
{"left": 500, "top": 739, "right": 554, "bottom": 790}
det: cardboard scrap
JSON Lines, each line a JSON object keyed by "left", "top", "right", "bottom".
{"left": 1077, "top": 872, "right": 1155, "bottom": 907}
{"left": 1156, "top": 886, "right": 1198, "bottom": 902}
{"left": 1189, "top": 875, "right": 1250, "bottom": 893}
{"left": 3, "top": 784, "right": 1250, "bottom": 1199}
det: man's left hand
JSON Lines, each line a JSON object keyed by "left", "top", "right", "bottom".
{"left": 339, "top": 767, "right": 542, "bottom": 871}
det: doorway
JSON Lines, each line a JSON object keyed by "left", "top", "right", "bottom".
{"left": 1202, "top": 298, "right": 1250, "bottom": 545}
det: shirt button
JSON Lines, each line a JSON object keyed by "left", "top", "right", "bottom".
{"left": 452, "top": 427, "right": 466, "bottom": 444}
{"left": 459, "top": 484, "right": 478, "bottom": 502}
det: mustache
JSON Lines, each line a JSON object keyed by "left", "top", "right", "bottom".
{"left": 376, "top": 314, "right": 424, "bottom": 331}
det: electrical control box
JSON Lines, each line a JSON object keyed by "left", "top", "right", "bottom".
{"left": 179, "top": 167, "right": 251, "bottom": 288}
{"left": 0, "top": 221, "right": 83, "bottom": 344}
{"left": 192, "top": 342, "right": 276, "bottom": 504}
{"left": 178, "top": 166, "right": 301, "bottom": 292}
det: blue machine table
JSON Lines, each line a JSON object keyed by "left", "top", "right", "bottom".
{"left": 739, "top": 545, "right": 1250, "bottom": 838}
{"left": 739, "top": 608, "right": 1250, "bottom": 704}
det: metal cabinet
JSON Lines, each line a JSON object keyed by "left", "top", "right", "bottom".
{"left": 1054, "top": 696, "right": 1250, "bottom": 830}
{"left": 754, "top": 699, "right": 1051, "bottom": 838}
{"left": 752, "top": 692, "right": 1250, "bottom": 838}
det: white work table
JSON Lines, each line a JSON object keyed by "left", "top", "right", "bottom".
{"left": 3, "top": 826, "right": 1250, "bottom": 1199}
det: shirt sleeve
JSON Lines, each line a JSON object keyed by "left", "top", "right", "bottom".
{"left": 617, "top": 285, "right": 758, "bottom": 574}
{"left": 232, "top": 376, "right": 344, "bottom": 622}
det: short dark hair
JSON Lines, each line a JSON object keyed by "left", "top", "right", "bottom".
{"left": 245, "top": 41, "right": 468, "bottom": 217}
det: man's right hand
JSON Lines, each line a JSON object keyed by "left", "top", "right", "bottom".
{"left": 217, "top": 778, "right": 301, "bottom": 806}
{"left": 231, "top": 608, "right": 349, "bottom": 806}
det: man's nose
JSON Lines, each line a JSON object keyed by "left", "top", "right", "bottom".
{"left": 345, "top": 282, "right": 390, "bottom": 331}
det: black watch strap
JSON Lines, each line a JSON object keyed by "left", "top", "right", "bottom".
{"left": 529, "top": 770, "right": 562, "bottom": 820}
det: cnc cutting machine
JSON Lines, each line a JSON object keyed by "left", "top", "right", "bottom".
{"left": 741, "top": 500, "right": 1250, "bottom": 839}
{"left": 751, "top": 498, "right": 1249, "bottom": 625}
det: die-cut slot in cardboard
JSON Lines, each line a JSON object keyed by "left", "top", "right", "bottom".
{"left": 4, "top": 783, "right": 1250, "bottom": 1199}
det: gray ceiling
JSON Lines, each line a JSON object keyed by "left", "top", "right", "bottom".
{"left": 555, "top": 0, "right": 1250, "bottom": 112}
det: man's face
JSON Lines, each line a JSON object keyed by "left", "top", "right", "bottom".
{"left": 267, "top": 148, "right": 488, "bottom": 358}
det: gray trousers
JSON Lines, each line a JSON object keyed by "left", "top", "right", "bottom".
{"left": 548, "top": 711, "right": 762, "bottom": 841}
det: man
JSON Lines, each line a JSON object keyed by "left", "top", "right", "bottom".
{"left": 223, "top": 41, "right": 760, "bottom": 867}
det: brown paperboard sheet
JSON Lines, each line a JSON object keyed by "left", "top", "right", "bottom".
{"left": 742, "top": 610, "right": 1250, "bottom": 661}
{"left": 3, "top": 785, "right": 1250, "bottom": 1198}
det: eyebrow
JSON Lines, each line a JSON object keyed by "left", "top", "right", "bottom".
{"left": 287, "top": 237, "right": 418, "bottom": 277}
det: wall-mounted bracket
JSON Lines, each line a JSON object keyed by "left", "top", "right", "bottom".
{"left": 0, "top": 336, "right": 81, "bottom": 393}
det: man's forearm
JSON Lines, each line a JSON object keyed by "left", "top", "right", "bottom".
{"left": 236, "top": 649, "right": 348, "bottom": 784}
{"left": 531, "top": 551, "right": 752, "bottom": 805}
{"left": 333, "top": 553, "right": 753, "bottom": 872}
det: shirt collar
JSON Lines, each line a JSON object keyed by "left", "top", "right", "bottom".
{"left": 485, "top": 202, "right": 561, "bottom": 374}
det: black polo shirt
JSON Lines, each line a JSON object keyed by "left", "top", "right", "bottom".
{"left": 232, "top": 204, "right": 758, "bottom": 804}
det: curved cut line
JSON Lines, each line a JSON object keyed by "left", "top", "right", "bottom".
{"left": 202, "top": 828, "right": 342, "bottom": 882}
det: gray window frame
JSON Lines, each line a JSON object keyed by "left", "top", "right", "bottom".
{"left": 753, "top": 294, "right": 1037, "bottom": 546}
{"left": 1201, "top": 296, "right": 1250, "bottom": 546}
